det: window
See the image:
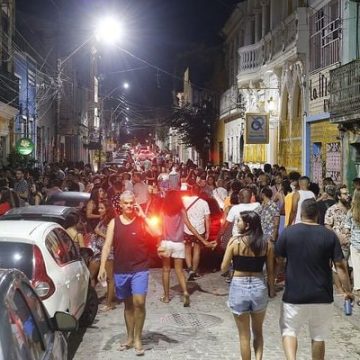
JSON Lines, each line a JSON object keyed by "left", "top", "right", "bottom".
{"left": 54, "top": 228, "right": 79, "bottom": 262}
{"left": 0, "top": 242, "right": 33, "bottom": 279}
{"left": 310, "top": 0, "right": 340, "bottom": 71}
{"left": 21, "top": 284, "right": 52, "bottom": 344}
{"left": 9, "top": 289, "right": 46, "bottom": 359}
{"left": 45, "top": 230, "right": 68, "bottom": 265}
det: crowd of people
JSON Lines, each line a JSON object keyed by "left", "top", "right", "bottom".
{"left": 0, "top": 152, "right": 358, "bottom": 359}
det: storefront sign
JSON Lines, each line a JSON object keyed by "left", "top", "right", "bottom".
{"left": 245, "top": 113, "right": 269, "bottom": 144}
{"left": 310, "top": 73, "right": 329, "bottom": 101}
{"left": 16, "top": 138, "right": 34, "bottom": 156}
{"left": 309, "top": 72, "right": 331, "bottom": 113}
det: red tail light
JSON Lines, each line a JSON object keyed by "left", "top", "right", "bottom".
{"left": 32, "top": 245, "right": 55, "bottom": 300}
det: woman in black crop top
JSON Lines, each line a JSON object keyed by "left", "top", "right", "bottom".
{"left": 221, "top": 210, "right": 275, "bottom": 360}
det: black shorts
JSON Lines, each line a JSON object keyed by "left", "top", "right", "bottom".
{"left": 184, "top": 233, "right": 205, "bottom": 245}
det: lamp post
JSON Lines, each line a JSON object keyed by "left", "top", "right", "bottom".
{"left": 54, "top": 15, "right": 124, "bottom": 164}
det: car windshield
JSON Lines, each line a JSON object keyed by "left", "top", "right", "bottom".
{"left": 0, "top": 242, "right": 33, "bottom": 279}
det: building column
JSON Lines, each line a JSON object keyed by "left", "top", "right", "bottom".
{"left": 261, "top": 0, "right": 269, "bottom": 37}
{"left": 254, "top": 9, "right": 262, "bottom": 43}
{"left": 244, "top": 16, "right": 254, "bottom": 45}
{"left": 268, "top": 118, "right": 279, "bottom": 164}
{"left": 270, "top": 0, "right": 280, "bottom": 30}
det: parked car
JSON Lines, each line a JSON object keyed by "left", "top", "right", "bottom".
{"left": 0, "top": 268, "right": 77, "bottom": 360}
{"left": 0, "top": 220, "right": 97, "bottom": 327}
{"left": 45, "top": 191, "right": 90, "bottom": 208}
{"left": 0, "top": 205, "right": 80, "bottom": 229}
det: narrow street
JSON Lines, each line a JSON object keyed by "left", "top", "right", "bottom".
{"left": 72, "top": 269, "right": 360, "bottom": 360}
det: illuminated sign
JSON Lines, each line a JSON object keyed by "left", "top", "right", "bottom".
{"left": 16, "top": 138, "right": 34, "bottom": 155}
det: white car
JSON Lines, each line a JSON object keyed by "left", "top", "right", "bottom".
{"left": 0, "top": 220, "right": 95, "bottom": 326}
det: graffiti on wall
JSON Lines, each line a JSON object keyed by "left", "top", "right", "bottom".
{"left": 325, "top": 142, "right": 341, "bottom": 184}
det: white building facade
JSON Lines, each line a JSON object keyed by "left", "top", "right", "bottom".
{"left": 220, "top": 0, "right": 309, "bottom": 172}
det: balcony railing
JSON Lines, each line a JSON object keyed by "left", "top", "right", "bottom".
{"left": 238, "top": 10, "right": 303, "bottom": 76}
{"left": 238, "top": 42, "right": 263, "bottom": 73}
{"left": 329, "top": 59, "right": 360, "bottom": 122}
{"left": 220, "top": 85, "right": 239, "bottom": 116}
{"left": 0, "top": 68, "right": 19, "bottom": 108}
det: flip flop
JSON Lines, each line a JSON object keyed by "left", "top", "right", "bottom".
{"left": 135, "top": 348, "right": 145, "bottom": 356}
{"left": 100, "top": 305, "right": 116, "bottom": 312}
{"left": 160, "top": 296, "right": 170, "bottom": 303}
{"left": 119, "top": 344, "right": 133, "bottom": 351}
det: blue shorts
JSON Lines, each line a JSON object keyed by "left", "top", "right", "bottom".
{"left": 114, "top": 271, "right": 149, "bottom": 300}
{"left": 228, "top": 276, "right": 268, "bottom": 315}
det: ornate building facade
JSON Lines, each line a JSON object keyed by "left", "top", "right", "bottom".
{"left": 220, "top": 0, "right": 309, "bottom": 172}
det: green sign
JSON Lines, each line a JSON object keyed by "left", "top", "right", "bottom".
{"left": 16, "top": 138, "right": 34, "bottom": 156}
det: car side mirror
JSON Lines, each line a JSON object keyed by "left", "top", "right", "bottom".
{"left": 52, "top": 312, "right": 78, "bottom": 332}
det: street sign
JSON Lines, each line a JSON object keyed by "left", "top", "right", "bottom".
{"left": 245, "top": 113, "right": 269, "bottom": 144}
{"left": 16, "top": 138, "right": 34, "bottom": 155}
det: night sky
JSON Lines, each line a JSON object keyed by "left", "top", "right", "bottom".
{"left": 17, "top": 0, "right": 239, "bottom": 110}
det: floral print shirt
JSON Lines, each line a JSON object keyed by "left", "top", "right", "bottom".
{"left": 91, "top": 220, "right": 114, "bottom": 261}
{"left": 260, "top": 201, "right": 280, "bottom": 240}
{"left": 324, "top": 203, "right": 349, "bottom": 248}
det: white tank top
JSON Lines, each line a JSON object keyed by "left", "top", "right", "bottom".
{"left": 295, "top": 190, "right": 315, "bottom": 224}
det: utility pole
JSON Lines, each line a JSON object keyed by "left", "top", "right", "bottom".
{"left": 55, "top": 58, "right": 61, "bottom": 162}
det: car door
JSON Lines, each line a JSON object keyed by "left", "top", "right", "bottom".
{"left": 8, "top": 281, "right": 57, "bottom": 360}
{"left": 19, "top": 281, "right": 67, "bottom": 360}
{"left": 54, "top": 228, "right": 88, "bottom": 319}
{"left": 45, "top": 230, "right": 70, "bottom": 314}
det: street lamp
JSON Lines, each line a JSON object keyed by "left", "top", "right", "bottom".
{"left": 95, "top": 16, "right": 124, "bottom": 45}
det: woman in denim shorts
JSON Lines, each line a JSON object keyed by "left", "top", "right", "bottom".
{"left": 221, "top": 210, "right": 275, "bottom": 360}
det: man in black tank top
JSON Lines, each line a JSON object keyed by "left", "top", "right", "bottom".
{"left": 98, "top": 190, "right": 161, "bottom": 356}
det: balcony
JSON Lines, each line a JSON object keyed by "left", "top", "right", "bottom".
{"left": 220, "top": 85, "right": 240, "bottom": 117}
{"left": 238, "top": 42, "right": 263, "bottom": 74}
{"left": 329, "top": 59, "right": 360, "bottom": 123}
{"left": 0, "top": 68, "right": 19, "bottom": 109}
{"left": 238, "top": 9, "right": 305, "bottom": 77}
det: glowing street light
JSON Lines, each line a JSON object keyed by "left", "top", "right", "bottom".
{"left": 123, "top": 82, "right": 130, "bottom": 90}
{"left": 95, "top": 16, "right": 124, "bottom": 45}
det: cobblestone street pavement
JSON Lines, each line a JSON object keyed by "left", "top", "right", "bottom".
{"left": 72, "top": 269, "right": 360, "bottom": 360}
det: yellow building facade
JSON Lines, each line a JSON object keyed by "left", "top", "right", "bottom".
{"left": 307, "top": 66, "right": 341, "bottom": 185}
{"left": 278, "top": 85, "right": 303, "bottom": 172}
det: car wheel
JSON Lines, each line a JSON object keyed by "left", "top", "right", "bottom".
{"left": 79, "top": 286, "right": 98, "bottom": 327}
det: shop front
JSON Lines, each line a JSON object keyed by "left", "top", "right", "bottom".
{"left": 307, "top": 66, "right": 341, "bottom": 186}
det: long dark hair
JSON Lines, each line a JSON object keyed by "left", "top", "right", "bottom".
{"left": 89, "top": 186, "right": 102, "bottom": 204}
{"left": 162, "top": 190, "right": 184, "bottom": 216}
{"left": 99, "top": 200, "right": 116, "bottom": 225}
{"left": 239, "top": 210, "right": 266, "bottom": 256}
